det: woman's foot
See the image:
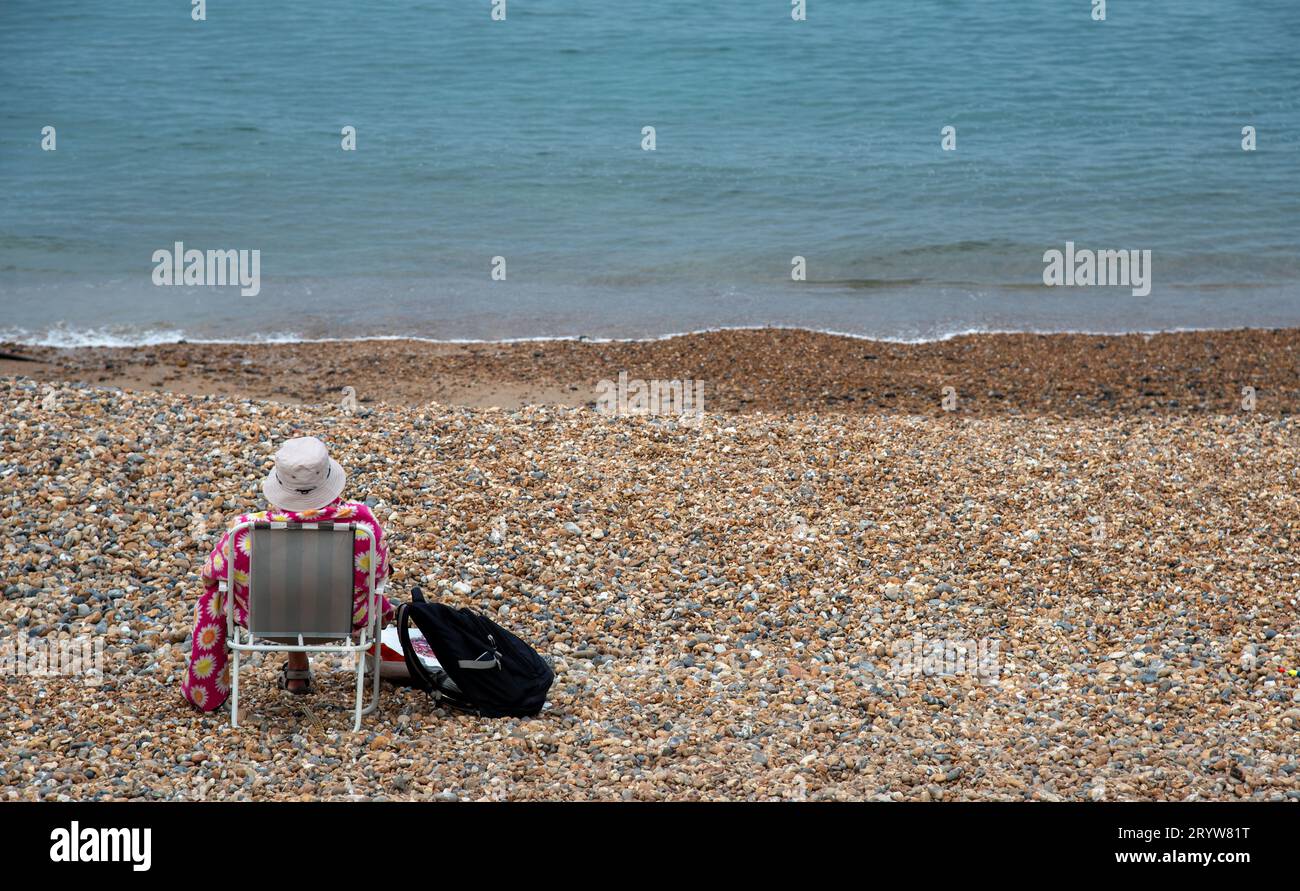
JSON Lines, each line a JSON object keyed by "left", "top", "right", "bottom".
{"left": 282, "top": 653, "right": 311, "bottom": 694}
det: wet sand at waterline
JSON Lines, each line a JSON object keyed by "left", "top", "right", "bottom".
{"left": 3, "top": 327, "right": 1299, "bottom": 415}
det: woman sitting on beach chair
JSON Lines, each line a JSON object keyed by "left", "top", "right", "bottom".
{"left": 181, "top": 436, "right": 394, "bottom": 711}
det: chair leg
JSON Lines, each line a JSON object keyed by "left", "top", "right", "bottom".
{"left": 231, "top": 649, "right": 241, "bottom": 729}
{"left": 352, "top": 650, "right": 366, "bottom": 732}
{"left": 367, "top": 642, "right": 382, "bottom": 715}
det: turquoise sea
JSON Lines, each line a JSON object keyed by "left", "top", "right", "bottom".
{"left": 1, "top": 0, "right": 1298, "bottom": 344}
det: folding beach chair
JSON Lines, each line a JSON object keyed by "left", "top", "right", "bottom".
{"left": 222, "top": 519, "right": 383, "bottom": 731}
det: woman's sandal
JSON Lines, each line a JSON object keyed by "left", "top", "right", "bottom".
{"left": 279, "top": 665, "right": 313, "bottom": 696}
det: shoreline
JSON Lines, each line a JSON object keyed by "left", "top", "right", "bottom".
{"left": 4, "top": 326, "right": 1299, "bottom": 415}
{"left": 5, "top": 322, "right": 1289, "bottom": 349}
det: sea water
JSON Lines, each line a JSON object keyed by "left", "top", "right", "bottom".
{"left": 2, "top": 0, "right": 1297, "bottom": 344}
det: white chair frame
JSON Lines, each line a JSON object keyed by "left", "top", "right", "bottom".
{"left": 222, "top": 519, "right": 384, "bottom": 731}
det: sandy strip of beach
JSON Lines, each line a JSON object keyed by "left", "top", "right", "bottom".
{"left": 3, "top": 327, "right": 1299, "bottom": 414}
{"left": 2, "top": 367, "right": 1298, "bottom": 801}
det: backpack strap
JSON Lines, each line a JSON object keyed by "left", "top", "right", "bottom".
{"left": 458, "top": 652, "right": 502, "bottom": 670}
{"left": 396, "top": 601, "right": 438, "bottom": 693}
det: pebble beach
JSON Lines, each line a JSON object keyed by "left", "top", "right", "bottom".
{"left": 3, "top": 329, "right": 1300, "bottom": 801}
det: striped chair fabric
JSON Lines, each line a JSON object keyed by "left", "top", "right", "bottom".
{"left": 247, "top": 521, "right": 356, "bottom": 644}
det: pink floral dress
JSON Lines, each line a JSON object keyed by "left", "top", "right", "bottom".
{"left": 181, "top": 498, "right": 394, "bottom": 712}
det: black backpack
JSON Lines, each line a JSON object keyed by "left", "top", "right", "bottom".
{"left": 397, "top": 587, "right": 554, "bottom": 718}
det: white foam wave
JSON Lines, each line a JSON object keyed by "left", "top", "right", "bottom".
{"left": 0, "top": 322, "right": 1285, "bottom": 350}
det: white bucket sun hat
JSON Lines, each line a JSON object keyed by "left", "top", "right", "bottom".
{"left": 262, "top": 436, "right": 346, "bottom": 512}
